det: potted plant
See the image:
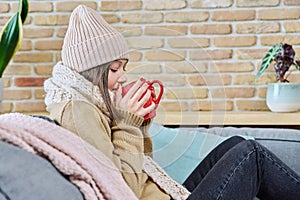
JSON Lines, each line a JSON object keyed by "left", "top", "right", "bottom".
{"left": 0, "top": 0, "right": 29, "bottom": 112}
{"left": 256, "top": 43, "right": 300, "bottom": 112}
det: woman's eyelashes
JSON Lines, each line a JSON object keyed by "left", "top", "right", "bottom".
{"left": 110, "top": 68, "right": 118, "bottom": 72}
{"left": 110, "top": 64, "right": 126, "bottom": 73}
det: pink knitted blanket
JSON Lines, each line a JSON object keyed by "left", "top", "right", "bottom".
{"left": 0, "top": 113, "right": 137, "bottom": 200}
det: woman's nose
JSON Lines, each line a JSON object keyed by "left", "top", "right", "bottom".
{"left": 118, "top": 75, "right": 127, "bottom": 85}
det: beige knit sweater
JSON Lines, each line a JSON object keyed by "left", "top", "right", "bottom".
{"left": 44, "top": 62, "right": 191, "bottom": 200}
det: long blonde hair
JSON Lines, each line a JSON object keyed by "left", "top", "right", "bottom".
{"left": 80, "top": 62, "right": 122, "bottom": 122}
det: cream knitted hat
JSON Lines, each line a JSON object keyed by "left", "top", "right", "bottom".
{"left": 62, "top": 5, "right": 129, "bottom": 72}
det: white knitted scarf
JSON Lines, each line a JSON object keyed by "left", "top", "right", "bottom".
{"left": 44, "top": 62, "right": 113, "bottom": 117}
{"left": 143, "top": 156, "right": 191, "bottom": 200}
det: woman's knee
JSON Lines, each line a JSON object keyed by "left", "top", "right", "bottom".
{"left": 245, "top": 139, "right": 260, "bottom": 147}
{"left": 228, "top": 135, "right": 246, "bottom": 144}
{"left": 237, "top": 139, "right": 262, "bottom": 153}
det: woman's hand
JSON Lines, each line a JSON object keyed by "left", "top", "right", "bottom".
{"left": 115, "top": 79, "right": 156, "bottom": 117}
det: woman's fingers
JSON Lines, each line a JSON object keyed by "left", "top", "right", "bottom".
{"left": 137, "top": 88, "right": 152, "bottom": 108}
{"left": 135, "top": 101, "right": 156, "bottom": 117}
{"left": 117, "top": 79, "right": 144, "bottom": 110}
{"left": 130, "top": 89, "right": 151, "bottom": 112}
{"left": 123, "top": 79, "right": 145, "bottom": 100}
{"left": 118, "top": 78, "right": 157, "bottom": 117}
{"left": 130, "top": 83, "right": 148, "bottom": 103}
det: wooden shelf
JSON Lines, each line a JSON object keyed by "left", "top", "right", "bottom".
{"left": 22, "top": 111, "right": 300, "bottom": 127}
{"left": 153, "top": 111, "right": 300, "bottom": 126}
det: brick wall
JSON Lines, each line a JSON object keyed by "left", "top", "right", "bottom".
{"left": 0, "top": 0, "right": 299, "bottom": 113}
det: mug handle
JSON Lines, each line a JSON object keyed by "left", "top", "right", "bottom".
{"left": 151, "top": 80, "right": 164, "bottom": 104}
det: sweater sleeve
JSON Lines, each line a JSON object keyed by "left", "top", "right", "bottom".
{"left": 110, "top": 109, "right": 149, "bottom": 197}
{"left": 54, "top": 101, "right": 148, "bottom": 198}
{"left": 140, "top": 119, "right": 154, "bottom": 157}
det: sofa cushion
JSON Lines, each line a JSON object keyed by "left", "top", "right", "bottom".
{"left": 149, "top": 123, "right": 253, "bottom": 184}
{"left": 203, "top": 127, "right": 300, "bottom": 177}
{"left": 0, "top": 141, "right": 84, "bottom": 200}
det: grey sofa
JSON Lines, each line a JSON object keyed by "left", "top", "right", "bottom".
{"left": 0, "top": 116, "right": 299, "bottom": 199}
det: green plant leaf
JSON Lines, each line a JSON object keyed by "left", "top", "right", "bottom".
{"left": 256, "top": 44, "right": 282, "bottom": 80}
{"left": 294, "top": 60, "right": 300, "bottom": 70}
{"left": 19, "top": 0, "right": 29, "bottom": 24}
{"left": 0, "top": 13, "right": 23, "bottom": 77}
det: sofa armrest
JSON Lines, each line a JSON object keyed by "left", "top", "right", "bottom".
{"left": 200, "top": 126, "right": 300, "bottom": 177}
{"left": 150, "top": 123, "right": 300, "bottom": 183}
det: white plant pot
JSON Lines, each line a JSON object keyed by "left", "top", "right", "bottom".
{"left": 0, "top": 78, "right": 2, "bottom": 113}
{"left": 266, "top": 83, "right": 300, "bottom": 112}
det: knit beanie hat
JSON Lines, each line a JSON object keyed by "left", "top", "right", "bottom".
{"left": 62, "top": 5, "right": 129, "bottom": 72}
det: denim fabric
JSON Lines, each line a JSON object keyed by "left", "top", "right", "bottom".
{"left": 183, "top": 136, "right": 300, "bottom": 200}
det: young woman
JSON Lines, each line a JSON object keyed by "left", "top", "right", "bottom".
{"left": 44, "top": 5, "right": 300, "bottom": 200}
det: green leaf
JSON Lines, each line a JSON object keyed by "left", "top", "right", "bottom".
{"left": 293, "top": 61, "right": 300, "bottom": 71}
{"left": 256, "top": 44, "right": 282, "bottom": 80}
{"left": 19, "top": 0, "right": 29, "bottom": 24}
{"left": 0, "top": 0, "right": 28, "bottom": 77}
{"left": 0, "top": 13, "right": 23, "bottom": 77}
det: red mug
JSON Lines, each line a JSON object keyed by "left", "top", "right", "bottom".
{"left": 122, "top": 78, "right": 164, "bottom": 120}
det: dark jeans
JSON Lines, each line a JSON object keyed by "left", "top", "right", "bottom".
{"left": 183, "top": 136, "right": 300, "bottom": 200}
